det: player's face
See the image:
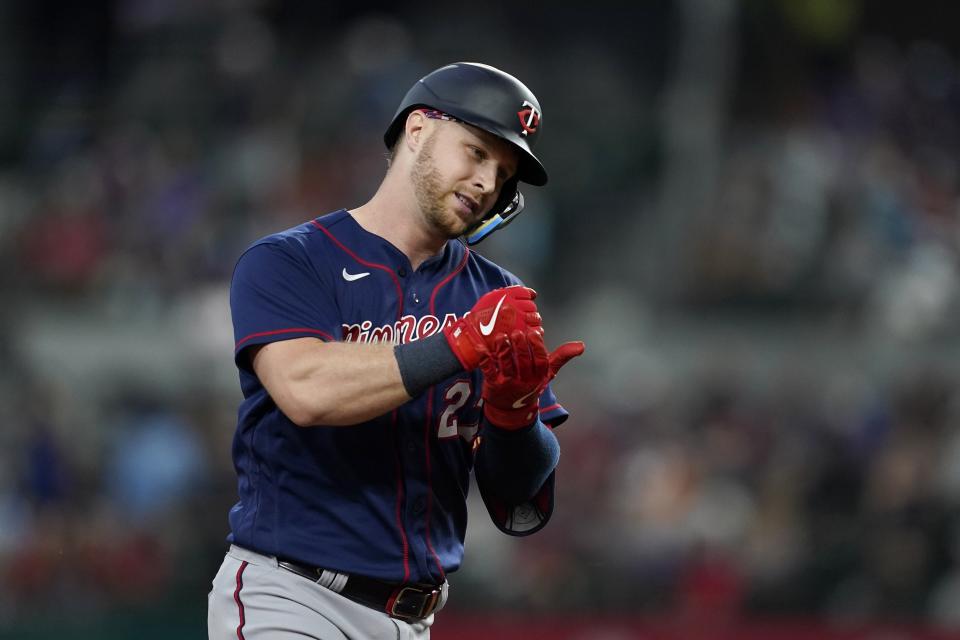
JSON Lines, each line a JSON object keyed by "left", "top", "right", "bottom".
{"left": 410, "top": 121, "right": 519, "bottom": 239}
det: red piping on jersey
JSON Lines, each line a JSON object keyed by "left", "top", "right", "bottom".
{"left": 311, "top": 219, "right": 404, "bottom": 319}
{"left": 390, "top": 409, "right": 411, "bottom": 582}
{"left": 539, "top": 403, "right": 561, "bottom": 414}
{"left": 428, "top": 246, "right": 470, "bottom": 316}
{"left": 423, "top": 391, "right": 447, "bottom": 581}
{"left": 234, "top": 560, "right": 249, "bottom": 640}
{"left": 235, "top": 327, "right": 334, "bottom": 350}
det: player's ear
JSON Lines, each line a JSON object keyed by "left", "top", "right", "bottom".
{"left": 404, "top": 110, "right": 428, "bottom": 151}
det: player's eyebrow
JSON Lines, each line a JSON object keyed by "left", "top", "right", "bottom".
{"left": 445, "top": 117, "right": 519, "bottom": 180}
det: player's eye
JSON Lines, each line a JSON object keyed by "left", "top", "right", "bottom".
{"left": 468, "top": 145, "right": 485, "bottom": 161}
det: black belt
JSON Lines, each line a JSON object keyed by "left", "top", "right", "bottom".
{"left": 277, "top": 559, "right": 443, "bottom": 623}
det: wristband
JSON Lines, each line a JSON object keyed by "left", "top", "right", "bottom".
{"left": 394, "top": 333, "right": 465, "bottom": 397}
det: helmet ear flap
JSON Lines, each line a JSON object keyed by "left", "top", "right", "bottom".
{"left": 495, "top": 189, "right": 525, "bottom": 229}
{"left": 464, "top": 184, "right": 525, "bottom": 245}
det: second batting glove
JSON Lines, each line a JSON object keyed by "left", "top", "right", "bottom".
{"left": 481, "top": 330, "right": 585, "bottom": 429}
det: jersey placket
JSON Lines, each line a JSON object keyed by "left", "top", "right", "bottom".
{"left": 396, "top": 262, "right": 445, "bottom": 582}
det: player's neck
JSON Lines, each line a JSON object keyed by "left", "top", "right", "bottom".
{"left": 350, "top": 181, "right": 447, "bottom": 270}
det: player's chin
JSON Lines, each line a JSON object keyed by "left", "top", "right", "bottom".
{"left": 427, "top": 209, "right": 468, "bottom": 240}
{"left": 446, "top": 201, "right": 479, "bottom": 235}
{"left": 445, "top": 218, "right": 472, "bottom": 239}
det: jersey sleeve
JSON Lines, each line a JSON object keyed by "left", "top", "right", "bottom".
{"left": 538, "top": 382, "right": 568, "bottom": 427}
{"left": 230, "top": 240, "right": 341, "bottom": 371}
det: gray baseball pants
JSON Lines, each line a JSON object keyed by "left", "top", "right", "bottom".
{"left": 208, "top": 545, "right": 443, "bottom": 639}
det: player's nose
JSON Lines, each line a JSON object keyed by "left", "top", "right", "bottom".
{"left": 472, "top": 163, "right": 498, "bottom": 195}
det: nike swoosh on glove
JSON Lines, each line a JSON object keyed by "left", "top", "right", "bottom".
{"left": 443, "top": 285, "right": 542, "bottom": 371}
{"left": 481, "top": 329, "right": 585, "bottom": 430}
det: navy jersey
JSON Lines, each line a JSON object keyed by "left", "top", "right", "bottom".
{"left": 227, "top": 209, "right": 568, "bottom": 585}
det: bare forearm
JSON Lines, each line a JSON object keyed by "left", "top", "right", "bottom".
{"left": 255, "top": 340, "right": 410, "bottom": 426}
{"left": 253, "top": 333, "right": 465, "bottom": 426}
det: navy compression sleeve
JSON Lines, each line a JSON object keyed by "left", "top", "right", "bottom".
{"left": 474, "top": 417, "right": 561, "bottom": 505}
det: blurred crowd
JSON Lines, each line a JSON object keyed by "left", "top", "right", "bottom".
{"left": 4, "top": 0, "right": 960, "bottom": 633}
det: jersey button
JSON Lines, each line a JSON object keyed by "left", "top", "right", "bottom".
{"left": 413, "top": 497, "right": 426, "bottom": 514}
{"left": 397, "top": 267, "right": 407, "bottom": 277}
{"left": 412, "top": 292, "right": 420, "bottom": 305}
{"left": 406, "top": 441, "right": 416, "bottom": 454}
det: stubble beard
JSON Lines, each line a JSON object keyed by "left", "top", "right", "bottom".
{"left": 410, "top": 137, "right": 468, "bottom": 240}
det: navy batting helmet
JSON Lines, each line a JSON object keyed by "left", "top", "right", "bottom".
{"left": 384, "top": 62, "right": 547, "bottom": 244}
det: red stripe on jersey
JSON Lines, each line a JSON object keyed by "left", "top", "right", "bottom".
{"left": 390, "top": 409, "right": 411, "bottom": 582}
{"left": 234, "top": 560, "right": 249, "bottom": 640}
{"left": 423, "top": 391, "right": 446, "bottom": 581}
{"left": 311, "top": 219, "right": 404, "bottom": 319}
{"left": 429, "top": 247, "right": 470, "bottom": 315}
{"left": 235, "top": 327, "right": 334, "bottom": 350}
{"left": 539, "top": 403, "right": 561, "bottom": 414}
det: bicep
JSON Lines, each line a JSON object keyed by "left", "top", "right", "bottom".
{"left": 251, "top": 337, "right": 327, "bottom": 423}
{"left": 251, "top": 337, "right": 324, "bottom": 392}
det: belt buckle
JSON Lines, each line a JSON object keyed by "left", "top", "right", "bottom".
{"left": 389, "top": 585, "right": 440, "bottom": 622}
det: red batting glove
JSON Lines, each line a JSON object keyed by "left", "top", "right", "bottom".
{"left": 481, "top": 330, "right": 585, "bottom": 430}
{"left": 443, "top": 286, "right": 542, "bottom": 370}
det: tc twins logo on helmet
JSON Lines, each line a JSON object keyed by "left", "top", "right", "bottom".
{"left": 517, "top": 100, "right": 540, "bottom": 137}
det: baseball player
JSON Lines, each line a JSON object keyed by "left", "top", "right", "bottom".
{"left": 207, "top": 62, "right": 584, "bottom": 639}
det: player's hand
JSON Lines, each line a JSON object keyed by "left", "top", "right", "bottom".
{"left": 443, "top": 286, "right": 542, "bottom": 370}
{"left": 481, "top": 330, "right": 585, "bottom": 430}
